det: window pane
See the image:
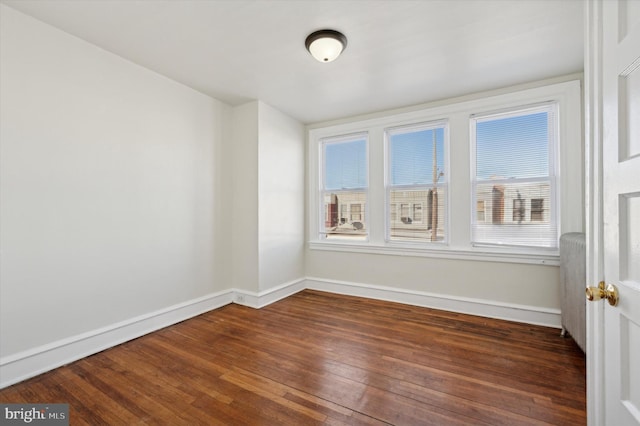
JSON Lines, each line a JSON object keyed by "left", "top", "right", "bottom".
{"left": 324, "top": 137, "right": 367, "bottom": 190}
{"left": 475, "top": 181, "right": 551, "bottom": 224}
{"left": 321, "top": 134, "right": 368, "bottom": 240}
{"left": 350, "top": 204, "right": 362, "bottom": 221}
{"left": 413, "top": 204, "right": 423, "bottom": 222}
{"left": 473, "top": 180, "right": 555, "bottom": 247}
{"left": 531, "top": 198, "right": 545, "bottom": 221}
{"left": 387, "top": 123, "right": 447, "bottom": 243}
{"left": 475, "top": 112, "right": 548, "bottom": 180}
{"left": 477, "top": 201, "right": 485, "bottom": 222}
{"left": 472, "top": 105, "right": 557, "bottom": 249}
{"left": 321, "top": 191, "right": 367, "bottom": 240}
{"left": 390, "top": 127, "right": 445, "bottom": 185}
{"left": 400, "top": 203, "right": 410, "bottom": 219}
{"left": 389, "top": 189, "right": 446, "bottom": 242}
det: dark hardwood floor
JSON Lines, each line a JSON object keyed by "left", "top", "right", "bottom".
{"left": 0, "top": 290, "right": 586, "bottom": 425}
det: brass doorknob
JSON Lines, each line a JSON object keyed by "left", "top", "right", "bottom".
{"left": 586, "top": 281, "right": 619, "bottom": 306}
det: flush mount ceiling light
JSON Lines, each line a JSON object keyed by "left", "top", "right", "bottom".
{"left": 305, "top": 29, "right": 347, "bottom": 63}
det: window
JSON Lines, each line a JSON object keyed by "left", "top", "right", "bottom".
{"left": 400, "top": 203, "right": 410, "bottom": 221}
{"left": 476, "top": 201, "right": 486, "bottom": 222}
{"left": 320, "top": 133, "right": 368, "bottom": 240}
{"left": 531, "top": 198, "right": 544, "bottom": 221}
{"left": 386, "top": 122, "right": 447, "bottom": 242}
{"left": 413, "top": 203, "right": 423, "bottom": 223}
{"left": 309, "top": 80, "right": 580, "bottom": 263}
{"left": 340, "top": 204, "right": 348, "bottom": 224}
{"left": 471, "top": 104, "right": 557, "bottom": 248}
{"left": 513, "top": 194, "right": 525, "bottom": 223}
{"left": 350, "top": 204, "right": 362, "bottom": 221}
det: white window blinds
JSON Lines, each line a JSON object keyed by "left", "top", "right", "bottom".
{"left": 471, "top": 104, "right": 558, "bottom": 249}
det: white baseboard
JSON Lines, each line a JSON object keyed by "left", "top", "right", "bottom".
{"left": 0, "top": 276, "right": 559, "bottom": 389}
{"left": 232, "top": 278, "right": 306, "bottom": 308}
{"left": 305, "top": 277, "right": 562, "bottom": 329}
{"left": 0, "top": 290, "right": 235, "bottom": 389}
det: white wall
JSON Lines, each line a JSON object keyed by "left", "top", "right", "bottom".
{"left": 230, "top": 101, "right": 305, "bottom": 294}
{"left": 230, "top": 102, "right": 260, "bottom": 292}
{"left": 306, "top": 251, "right": 561, "bottom": 308}
{"left": 0, "top": 5, "right": 231, "bottom": 358}
{"left": 258, "top": 102, "right": 305, "bottom": 292}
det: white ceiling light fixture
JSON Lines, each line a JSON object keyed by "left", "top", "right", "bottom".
{"left": 305, "top": 29, "right": 347, "bottom": 63}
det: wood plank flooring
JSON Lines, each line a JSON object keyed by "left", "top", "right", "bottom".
{"left": 0, "top": 290, "right": 586, "bottom": 425}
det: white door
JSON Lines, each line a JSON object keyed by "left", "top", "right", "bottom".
{"left": 600, "top": 0, "right": 640, "bottom": 424}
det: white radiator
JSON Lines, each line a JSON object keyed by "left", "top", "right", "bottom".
{"left": 559, "top": 232, "right": 586, "bottom": 352}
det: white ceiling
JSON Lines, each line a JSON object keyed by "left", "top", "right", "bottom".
{"left": 1, "top": 0, "right": 584, "bottom": 124}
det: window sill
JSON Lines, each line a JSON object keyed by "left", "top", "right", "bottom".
{"left": 308, "top": 240, "right": 559, "bottom": 266}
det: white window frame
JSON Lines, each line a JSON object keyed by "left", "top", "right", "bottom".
{"left": 307, "top": 80, "right": 582, "bottom": 265}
